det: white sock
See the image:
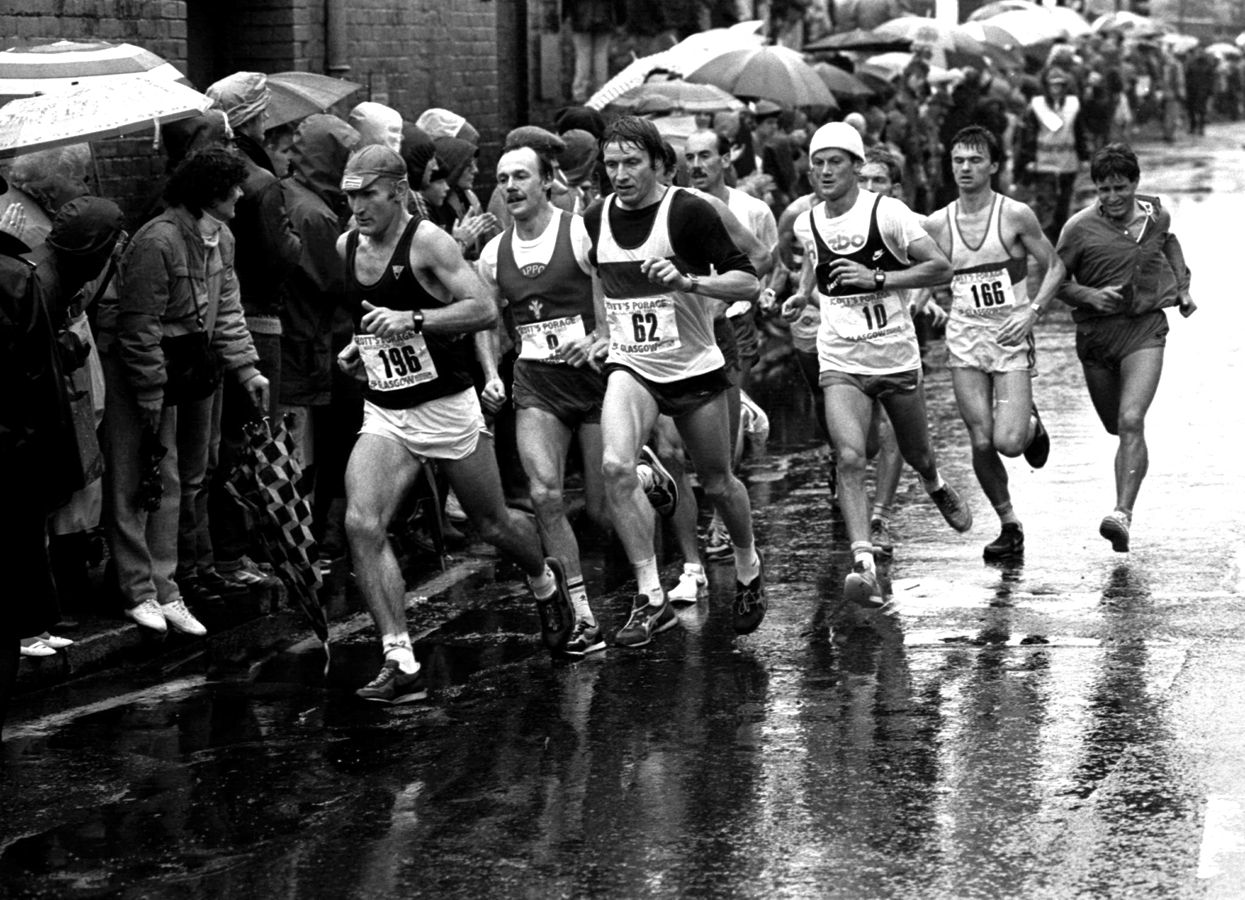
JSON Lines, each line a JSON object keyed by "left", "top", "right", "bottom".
{"left": 850, "top": 541, "right": 875, "bottom": 573}
{"left": 921, "top": 473, "right": 946, "bottom": 494}
{"left": 733, "top": 541, "right": 761, "bottom": 583}
{"left": 382, "top": 633, "right": 418, "bottom": 674}
{"left": 567, "top": 576, "right": 594, "bottom": 624}
{"left": 633, "top": 555, "right": 663, "bottom": 602}
{"left": 636, "top": 464, "right": 654, "bottom": 493}
{"left": 683, "top": 562, "right": 705, "bottom": 580}
{"left": 528, "top": 564, "right": 556, "bottom": 600}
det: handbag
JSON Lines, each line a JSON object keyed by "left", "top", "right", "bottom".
{"left": 161, "top": 280, "right": 220, "bottom": 406}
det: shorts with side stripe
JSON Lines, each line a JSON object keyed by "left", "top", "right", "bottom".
{"left": 946, "top": 320, "right": 1036, "bottom": 374}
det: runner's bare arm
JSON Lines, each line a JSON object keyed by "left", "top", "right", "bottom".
{"left": 825, "top": 234, "right": 950, "bottom": 293}
{"left": 701, "top": 193, "right": 774, "bottom": 277}
{"left": 997, "top": 203, "right": 1067, "bottom": 345}
{"left": 781, "top": 247, "right": 818, "bottom": 322}
{"left": 407, "top": 222, "right": 498, "bottom": 334}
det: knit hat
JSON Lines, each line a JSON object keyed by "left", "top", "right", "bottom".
{"left": 560, "top": 130, "right": 599, "bottom": 184}
{"left": 340, "top": 144, "right": 407, "bottom": 191}
{"left": 809, "top": 121, "right": 864, "bottom": 162}
{"left": 205, "top": 72, "right": 270, "bottom": 129}
{"left": 504, "top": 125, "right": 566, "bottom": 159}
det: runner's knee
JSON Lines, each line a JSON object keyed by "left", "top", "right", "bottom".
{"left": 601, "top": 451, "right": 639, "bottom": 492}
{"left": 836, "top": 444, "right": 868, "bottom": 476}
{"left": 345, "top": 502, "right": 386, "bottom": 548}
{"left": 1117, "top": 406, "right": 1146, "bottom": 437}
{"left": 529, "top": 479, "right": 566, "bottom": 522}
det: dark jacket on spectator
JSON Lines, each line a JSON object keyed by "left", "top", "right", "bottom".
{"left": 229, "top": 132, "right": 301, "bottom": 320}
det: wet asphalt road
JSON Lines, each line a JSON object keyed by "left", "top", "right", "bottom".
{"left": 4, "top": 126, "right": 1245, "bottom": 900}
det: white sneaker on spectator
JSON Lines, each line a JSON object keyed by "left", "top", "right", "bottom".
{"left": 161, "top": 599, "right": 207, "bottom": 636}
{"left": 20, "top": 638, "right": 56, "bottom": 657}
{"left": 125, "top": 597, "right": 168, "bottom": 632}
{"left": 668, "top": 564, "right": 708, "bottom": 603}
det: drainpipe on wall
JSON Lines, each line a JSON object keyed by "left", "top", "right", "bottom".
{"left": 326, "top": 0, "right": 350, "bottom": 77}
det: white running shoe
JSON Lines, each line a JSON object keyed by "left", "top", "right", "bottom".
{"left": 668, "top": 565, "right": 707, "bottom": 604}
{"left": 125, "top": 597, "right": 168, "bottom": 632}
{"left": 160, "top": 599, "right": 207, "bottom": 636}
{"left": 40, "top": 633, "right": 74, "bottom": 649}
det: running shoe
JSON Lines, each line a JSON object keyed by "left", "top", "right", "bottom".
{"left": 1024, "top": 404, "right": 1051, "bottom": 469}
{"left": 561, "top": 619, "right": 606, "bottom": 657}
{"left": 870, "top": 519, "right": 895, "bottom": 562}
{"left": 614, "top": 593, "right": 677, "bottom": 648}
{"left": 668, "top": 565, "right": 708, "bottom": 604}
{"left": 704, "top": 517, "right": 732, "bottom": 560}
{"left": 356, "top": 660, "right": 428, "bottom": 704}
{"left": 733, "top": 554, "right": 767, "bottom": 634}
{"left": 160, "top": 599, "right": 207, "bottom": 636}
{"left": 638, "top": 446, "right": 679, "bottom": 517}
{"left": 535, "top": 557, "right": 575, "bottom": 653}
{"left": 1099, "top": 511, "right": 1130, "bottom": 553}
{"left": 983, "top": 522, "right": 1025, "bottom": 560}
{"left": 844, "top": 561, "right": 885, "bottom": 609}
{"left": 929, "top": 483, "right": 973, "bottom": 533}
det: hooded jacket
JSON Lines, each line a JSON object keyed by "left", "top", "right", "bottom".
{"left": 280, "top": 115, "right": 360, "bottom": 406}
{"left": 230, "top": 132, "right": 301, "bottom": 321}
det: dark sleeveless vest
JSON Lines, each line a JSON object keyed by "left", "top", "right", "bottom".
{"left": 810, "top": 194, "right": 906, "bottom": 297}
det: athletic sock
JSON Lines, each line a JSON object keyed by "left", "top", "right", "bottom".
{"left": 567, "top": 576, "right": 595, "bottom": 625}
{"left": 871, "top": 504, "right": 893, "bottom": 527}
{"left": 635, "top": 464, "right": 654, "bottom": 493}
{"left": 993, "top": 501, "right": 1021, "bottom": 528}
{"left": 382, "top": 633, "right": 418, "bottom": 674}
{"left": 633, "top": 556, "right": 663, "bottom": 602}
{"left": 528, "top": 564, "right": 556, "bottom": 601}
{"left": 683, "top": 562, "right": 705, "bottom": 578}
{"left": 733, "top": 541, "right": 761, "bottom": 583}
{"left": 850, "top": 541, "right": 876, "bottom": 573}
{"left": 921, "top": 473, "right": 946, "bottom": 494}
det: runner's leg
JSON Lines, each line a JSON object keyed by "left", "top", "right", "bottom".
{"left": 824, "top": 384, "right": 876, "bottom": 547}
{"left": 1112, "top": 346, "right": 1164, "bottom": 515}
{"left": 675, "top": 390, "right": 755, "bottom": 558}
{"left": 653, "top": 416, "right": 701, "bottom": 567}
{"left": 991, "top": 370, "right": 1035, "bottom": 458}
{"left": 575, "top": 423, "right": 610, "bottom": 533}
{"left": 600, "top": 370, "right": 662, "bottom": 596}
{"left": 952, "top": 368, "right": 1011, "bottom": 509}
{"left": 878, "top": 382, "right": 940, "bottom": 484}
{"left": 517, "top": 407, "right": 579, "bottom": 577}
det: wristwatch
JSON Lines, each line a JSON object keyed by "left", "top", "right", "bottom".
{"left": 1029, "top": 302, "right": 1043, "bottom": 316}
{"left": 410, "top": 309, "right": 425, "bottom": 333}
{"left": 873, "top": 268, "right": 886, "bottom": 290}
{"left": 685, "top": 274, "right": 700, "bottom": 294}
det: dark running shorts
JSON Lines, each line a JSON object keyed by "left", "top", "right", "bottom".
{"left": 713, "top": 315, "right": 739, "bottom": 376}
{"left": 605, "top": 363, "right": 731, "bottom": 419}
{"left": 1075, "top": 309, "right": 1169, "bottom": 371}
{"left": 819, "top": 367, "right": 921, "bottom": 398}
{"left": 513, "top": 359, "right": 606, "bottom": 427}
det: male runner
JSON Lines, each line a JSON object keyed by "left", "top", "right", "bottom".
{"left": 588, "top": 116, "right": 764, "bottom": 645}
{"left": 478, "top": 144, "right": 610, "bottom": 657}
{"left": 1055, "top": 142, "right": 1194, "bottom": 551}
{"left": 336, "top": 146, "right": 571, "bottom": 701}
{"left": 924, "top": 126, "right": 1061, "bottom": 560}
{"left": 783, "top": 122, "right": 971, "bottom": 609}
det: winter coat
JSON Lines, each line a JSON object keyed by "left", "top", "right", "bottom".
{"left": 230, "top": 132, "right": 301, "bottom": 319}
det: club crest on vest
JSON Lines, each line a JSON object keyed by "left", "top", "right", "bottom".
{"left": 528, "top": 299, "right": 544, "bottom": 320}
{"left": 521, "top": 262, "right": 547, "bottom": 278}
{"left": 392, "top": 265, "right": 405, "bottom": 280}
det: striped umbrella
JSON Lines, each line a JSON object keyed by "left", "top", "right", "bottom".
{"left": 0, "top": 40, "right": 185, "bottom": 96}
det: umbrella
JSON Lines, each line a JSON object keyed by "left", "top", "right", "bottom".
{"left": 1091, "top": 10, "right": 1166, "bottom": 36}
{"left": 1207, "top": 42, "right": 1242, "bottom": 59}
{"left": 968, "top": 0, "right": 1040, "bottom": 21}
{"left": 226, "top": 416, "right": 330, "bottom": 666}
{"left": 687, "top": 45, "right": 836, "bottom": 108}
{"left": 1237, "top": 31, "right": 1245, "bottom": 48}
{"left": 0, "top": 40, "right": 186, "bottom": 97}
{"left": 0, "top": 77, "right": 212, "bottom": 159}
{"left": 872, "top": 17, "right": 1023, "bottom": 70}
{"left": 265, "top": 71, "right": 363, "bottom": 130}
{"left": 860, "top": 52, "right": 949, "bottom": 85}
{"left": 812, "top": 62, "right": 876, "bottom": 98}
{"left": 804, "top": 28, "right": 911, "bottom": 53}
{"left": 980, "top": 8, "right": 1072, "bottom": 45}
{"left": 608, "top": 78, "right": 744, "bottom": 113}
{"left": 1159, "top": 32, "right": 1199, "bottom": 55}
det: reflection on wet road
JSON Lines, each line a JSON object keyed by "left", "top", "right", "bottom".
{"left": 4, "top": 128, "right": 1245, "bottom": 899}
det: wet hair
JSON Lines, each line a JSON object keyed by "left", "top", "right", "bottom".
{"left": 950, "top": 125, "right": 1000, "bottom": 164}
{"left": 1090, "top": 142, "right": 1140, "bottom": 184}
{"left": 863, "top": 148, "right": 903, "bottom": 186}
{"left": 660, "top": 140, "right": 678, "bottom": 175}
{"left": 164, "top": 147, "right": 249, "bottom": 217}
{"left": 601, "top": 115, "right": 665, "bottom": 168}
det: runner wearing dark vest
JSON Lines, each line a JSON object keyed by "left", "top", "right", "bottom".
{"left": 334, "top": 146, "right": 572, "bottom": 703}
{"left": 479, "top": 145, "right": 611, "bottom": 657}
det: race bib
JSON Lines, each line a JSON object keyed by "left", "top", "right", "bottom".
{"left": 951, "top": 267, "right": 1013, "bottom": 318}
{"left": 606, "top": 297, "right": 681, "bottom": 356}
{"left": 356, "top": 330, "right": 438, "bottom": 392}
{"left": 516, "top": 315, "right": 587, "bottom": 362}
{"left": 821, "top": 290, "right": 906, "bottom": 341}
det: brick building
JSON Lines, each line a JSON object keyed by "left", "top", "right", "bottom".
{"left": 1, "top": 0, "right": 580, "bottom": 223}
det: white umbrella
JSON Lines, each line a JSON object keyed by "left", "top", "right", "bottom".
{"left": 0, "top": 40, "right": 185, "bottom": 96}
{"left": 0, "top": 77, "right": 213, "bottom": 158}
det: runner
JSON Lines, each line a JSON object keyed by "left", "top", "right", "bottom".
{"left": 336, "top": 146, "right": 572, "bottom": 702}
{"left": 924, "top": 126, "right": 1062, "bottom": 560}
{"left": 1055, "top": 142, "right": 1194, "bottom": 551}
{"left": 588, "top": 116, "right": 765, "bottom": 645}
{"left": 783, "top": 122, "right": 972, "bottom": 609}
{"left": 478, "top": 144, "right": 611, "bottom": 657}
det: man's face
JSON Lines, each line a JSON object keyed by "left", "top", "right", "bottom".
{"left": 755, "top": 116, "right": 778, "bottom": 139}
{"left": 858, "top": 162, "right": 898, "bottom": 198}
{"left": 1095, "top": 174, "right": 1139, "bottom": 222}
{"left": 809, "top": 148, "right": 858, "bottom": 201}
{"left": 346, "top": 177, "right": 405, "bottom": 235}
{"left": 496, "top": 148, "right": 550, "bottom": 221}
{"left": 684, "top": 131, "right": 725, "bottom": 193}
{"left": 603, "top": 140, "right": 658, "bottom": 208}
{"left": 205, "top": 184, "right": 244, "bottom": 221}
{"left": 950, "top": 142, "right": 997, "bottom": 192}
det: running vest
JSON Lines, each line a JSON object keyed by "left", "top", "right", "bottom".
{"left": 595, "top": 187, "right": 723, "bottom": 383}
{"left": 345, "top": 218, "right": 476, "bottom": 410}
{"left": 801, "top": 193, "right": 918, "bottom": 375}
{"left": 495, "top": 209, "right": 595, "bottom": 365}
{"left": 946, "top": 195, "right": 1029, "bottom": 328}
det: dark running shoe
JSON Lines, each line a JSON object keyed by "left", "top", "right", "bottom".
{"left": 614, "top": 593, "right": 677, "bottom": 648}
{"left": 733, "top": 554, "right": 767, "bottom": 635}
{"left": 983, "top": 522, "right": 1025, "bottom": 560}
{"left": 1024, "top": 404, "right": 1050, "bottom": 469}
{"left": 638, "top": 445, "right": 679, "bottom": 517}
{"left": 356, "top": 660, "right": 428, "bottom": 704}
{"left": 536, "top": 557, "right": 575, "bottom": 653}
{"left": 561, "top": 619, "right": 606, "bottom": 657}
{"left": 870, "top": 519, "right": 895, "bottom": 562}
{"left": 1099, "top": 511, "right": 1130, "bottom": 553}
{"left": 844, "top": 561, "right": 885, "bottom": 609}
{"left": 929, "top": 483, "right": 973, "bottom": 533}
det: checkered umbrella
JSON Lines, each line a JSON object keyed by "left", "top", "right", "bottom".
{"left": 226, "top": 416, "right": 329, "bottom": 665}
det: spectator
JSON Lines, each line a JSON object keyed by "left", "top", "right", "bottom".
{"left": 1015, "top": 67, "right": 1088, "bottom": 244}
{"left": 432, "top": 136, "right": 497, "bottom": 261}
{"left": 414, "top": 107, "right": 481, "bottom": 146}
{"left": 98, "top": 148, "right": 269, "bottom": 637}
{"left": 565, "top": 0, "right": 618, "bottom": 103}
{"left": 754, "top": 101, "right": 797, "bottom": 207}
{"left": 1185, "top": 48, "right": 1216, "bottom": 136}
{"left": 348, "top": 101, "right": 403, "bottom": 152}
